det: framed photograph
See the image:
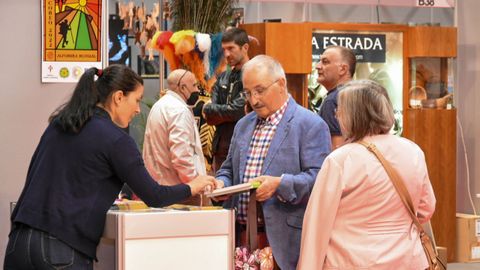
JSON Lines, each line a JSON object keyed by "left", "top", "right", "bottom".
{"left": 109, "top": 15, "right": 131, "bottom": 67}
{"left": 229, "top": 8, "right": 244, "bottom": 28}
{"left": 137, "top": 55, "right": 160, "bottom": 78}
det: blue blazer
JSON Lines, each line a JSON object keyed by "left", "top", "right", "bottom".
{"left": 217, "top": 98, "right": 331, "bottom": 270}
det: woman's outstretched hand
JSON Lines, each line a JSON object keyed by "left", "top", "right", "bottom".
{"left": 187, "top": 175, "right": 217, "bottom": 196}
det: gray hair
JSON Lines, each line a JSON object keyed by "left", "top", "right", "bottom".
{"left": 338, "top": 80, "right": 394, "bottom": 142}
{"left": 242, "top": 54, "right": 286, "bottom": 85}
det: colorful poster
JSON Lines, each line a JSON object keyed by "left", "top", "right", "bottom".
{"left": 309, "top": 30, "right": 404, "bottom": 135}
{"left": 42, "top": 0, "right": 104, "bottom": 83}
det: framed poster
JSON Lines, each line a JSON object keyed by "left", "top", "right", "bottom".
{"left": 42, "top": 0, "right": 104, "bottom": 83}
{"left": 108, "top": 15, "right": 130, "bottom": 67}
{"left": 310, "top": 30, "right": 404, "bottom": 135}
{"left": 137, "top": 55, "right": 160, "bottom": 79}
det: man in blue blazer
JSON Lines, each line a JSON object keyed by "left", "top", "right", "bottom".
{"left": 215, "top": 55, "right": 331, "bottom": 269}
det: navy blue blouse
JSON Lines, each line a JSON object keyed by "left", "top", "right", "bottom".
{"left": 11, "top": 108, "right": 191, "bottom": 259}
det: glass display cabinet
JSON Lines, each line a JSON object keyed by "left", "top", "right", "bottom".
{"left": 409, "top": 57, "right": 455, "bottom": 109}
{"left": 405, "top": 26, "right": 457, "bottom": 262}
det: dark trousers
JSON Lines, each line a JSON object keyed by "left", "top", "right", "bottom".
{"left": 4, "top": 224, "right": 93, "bottom": 270}
{"left": 236, "top": 222, "right": 269, "bottom": 248}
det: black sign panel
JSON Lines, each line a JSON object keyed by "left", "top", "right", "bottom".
{"left": 312, "top": 33, "right": 386, "bottom": 63}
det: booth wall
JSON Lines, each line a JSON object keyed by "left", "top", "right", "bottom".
{"left": 0, "top": 0, "right": 478, "bottom": 266}
{"left": 240, "top": 2, "right": 453, "bottom": 25}
{"left": 456, "top": 0, "right": 480, "bottom": 216}
{"left": 0, "top": 1, "right": 74, "bottom": 266}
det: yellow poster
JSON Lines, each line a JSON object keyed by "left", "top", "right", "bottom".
{"left": 42, "top": 0, "right": 104, "bottom": 82}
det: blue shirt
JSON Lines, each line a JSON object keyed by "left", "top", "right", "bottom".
{"left": 11, "top": 108, "right": 191, "bottom": 259}
{"left": 318, "top": 87, "right": 341, "bottom": 136}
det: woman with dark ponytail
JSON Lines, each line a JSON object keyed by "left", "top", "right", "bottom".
{"left": 5, "top": 65, "right": 217, "bottom": 269}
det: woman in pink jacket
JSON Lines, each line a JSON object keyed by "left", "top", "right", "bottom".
{"left": 298, "top": 80, "right": 436, "bottom": 270}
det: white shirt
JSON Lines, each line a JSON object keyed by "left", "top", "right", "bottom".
{"left": 143, "top": 90, "right": 206, "bottom": 186}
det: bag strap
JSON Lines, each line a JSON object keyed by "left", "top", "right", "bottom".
{"left": 357, "top": 141, "right": 427, "bottom": 236}
{"left": 246, "top": 190, "right": 258, "bottom": 251}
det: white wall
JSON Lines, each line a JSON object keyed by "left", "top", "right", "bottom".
{"left": 0, "top": 0, "right": 75, "bottom": 264}
{"left": 456, "top": 0, "right": 480, "bottom": 215}
{"left": 240, "top": 2, "right": 453, "bottom": 25}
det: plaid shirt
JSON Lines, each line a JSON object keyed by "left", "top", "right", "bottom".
{"left": 237, "top": 98, "right": 289, "bottom": 223}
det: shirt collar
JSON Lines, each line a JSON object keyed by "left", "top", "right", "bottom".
{"left": 326, "top": 86, "right": 339, "bottom": 95}
{"left": 329, "top": 83, "right": 346, "bottom": 94}
{"left": 95, "top": 106, "right": 111, "bottom": 120}
{"left": 260, "top": 96, "right": 290, "bottom": 126}
{"left": 166, "top": 90, "right": 187, "bottom": 105}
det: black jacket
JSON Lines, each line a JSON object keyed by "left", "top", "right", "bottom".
{"left": 11, "top": 108, "right": 191, "bottom": 259}
{"left": 203, "top": 68, "right": 246, "bottom": 157}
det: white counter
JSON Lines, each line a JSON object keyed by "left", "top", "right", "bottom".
{"left": 94, "top": 208, "right": 235, "bottom": 270}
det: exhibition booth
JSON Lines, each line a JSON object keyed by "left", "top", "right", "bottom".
{"left": 7, "top": 1, "right": 480, "bottom": 269}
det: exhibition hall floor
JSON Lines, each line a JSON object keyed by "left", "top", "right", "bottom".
{"left": 448, "top": 263, "right": 480, "bottom": 269}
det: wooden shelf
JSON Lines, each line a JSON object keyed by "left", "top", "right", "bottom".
{"left": 241, "top": 23, "right": 311, "bottom": 74}
{"left": 408, "top": 26, "right": 457, "bottom": 57}
{"left": 241, "top": 23, "right": 312, "bottom": 107}
{"left": 404, "top": 108, "right": 457, "bottom": 262}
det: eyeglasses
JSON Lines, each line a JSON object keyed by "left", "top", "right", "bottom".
{"left": 241, "top": 79, "right": 280, "bottom": 99}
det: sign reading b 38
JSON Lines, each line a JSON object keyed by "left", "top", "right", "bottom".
{"left": 416, "top": 0, "right": 455, "bottom": 8}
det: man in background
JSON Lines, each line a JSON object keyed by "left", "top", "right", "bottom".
{"left": 316, "top": 45, "right": 356, "bottom": 149}
{"left": 203, "top": 28, "right": 249, "bottom": 171}
{"left": 143, "top": 69, "right": 206, "bottom": 205}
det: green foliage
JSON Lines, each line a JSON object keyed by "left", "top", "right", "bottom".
{"left": 171, "top": 0, "right": 238, "bottom": 33}
{"left": 130, "top": 96, "right": 159, "bottom": 151}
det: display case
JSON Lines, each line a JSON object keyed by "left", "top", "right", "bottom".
{"left": 409, "top": 57, "right": 454, "bottom": 109}
{"left": 405, "top": 26, "right": 457, "bottom": 262}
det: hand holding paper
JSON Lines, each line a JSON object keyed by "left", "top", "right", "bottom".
{"left": 206, "top": 180, "right": 261, "bottom": 198}
{"left": 209, "top": 180, "right": 229, "bottom": 202}
{"left": 187, "top": 175, "right": 217, "bottom": 196}
{"left": 250, "top": 175, "right": 281, "bottom": 202}
{"left": 215, "top": 179, "right": 225, "bottom": 189}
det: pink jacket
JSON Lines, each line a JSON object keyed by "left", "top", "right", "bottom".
{"left": 298, "top": 134, "right": 436, "bottom": 270}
